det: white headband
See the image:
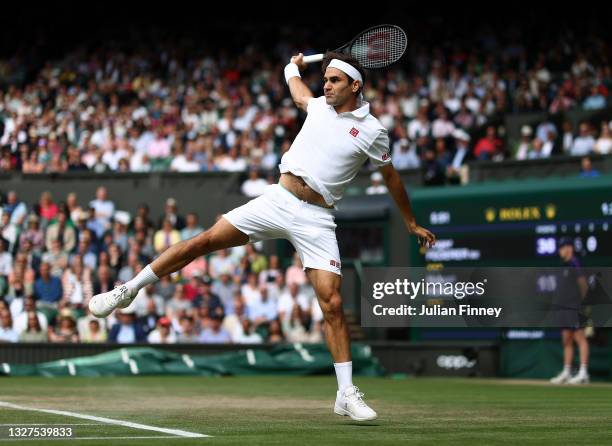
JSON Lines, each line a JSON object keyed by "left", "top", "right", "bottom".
{"left": 328, "top": 59, "right": 363, "bottom": 84}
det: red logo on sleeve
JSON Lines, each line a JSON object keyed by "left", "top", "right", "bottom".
{"left": 349, "top": 127, "right": 359, "bottom": 137}
{"left": 330, "top": 260, "right": 341, "bottom": 268}
{"left": 382, "top": 152, "right": 391, "bottom": 161}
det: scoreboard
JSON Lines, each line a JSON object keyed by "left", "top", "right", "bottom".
{"left": 410, "top": 175, "right": 612, "bottom": 268}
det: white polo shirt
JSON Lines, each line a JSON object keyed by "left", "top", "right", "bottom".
{"left": 279, "top": 96, "right": 391, "bottom": 206}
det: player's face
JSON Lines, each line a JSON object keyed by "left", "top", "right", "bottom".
{"left": 559, "top": 245, "right": 573, "bottom": 261}
{"left": 323, "top": 68, "right": 357, "bottom": 106}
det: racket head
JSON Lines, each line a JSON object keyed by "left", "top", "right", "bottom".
{"left": 346, "top": 24, "right": 408, "bottom": 69}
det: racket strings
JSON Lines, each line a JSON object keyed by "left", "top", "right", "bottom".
{"left": 351, "top": 26, "right": 407, "bottom": 69}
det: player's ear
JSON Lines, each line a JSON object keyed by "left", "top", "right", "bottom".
{"left": 352, "top": 80, "right": 361, "bottom": 93}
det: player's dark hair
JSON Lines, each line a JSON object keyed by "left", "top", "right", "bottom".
{"left": 322, "top": 52, "right": 365, "bottom": 95}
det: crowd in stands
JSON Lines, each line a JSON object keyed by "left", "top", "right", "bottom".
{"left": 0, "top": 26, "right": 610, "bottom": 188}
{"left": 0, "top": 187, "right": 325, "bottom": 344}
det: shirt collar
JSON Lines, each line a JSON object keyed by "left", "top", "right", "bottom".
{"left": 329, "top": 100, "right": 370, "bottom": 119}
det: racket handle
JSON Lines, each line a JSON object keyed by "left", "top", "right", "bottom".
{"left": 303, "top": 54, "right": 324, "bottom": 64}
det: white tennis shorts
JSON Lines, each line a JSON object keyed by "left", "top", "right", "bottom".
{"left": 223, "top": 184, "right": 341, "bottom": 275}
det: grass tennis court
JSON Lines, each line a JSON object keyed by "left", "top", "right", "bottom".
{"left": 1, "top": 376, "right": 611, "bottom": 445}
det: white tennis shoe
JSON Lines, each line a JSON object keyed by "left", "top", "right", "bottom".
{"left": 550, "top": 369, "right": 572, "bottom": 384}
{"left": 88, "top": 284, "right": 136, "bottom": 318}
{"left": 567, "top": 371, "right": 590, "bottom": 385}
{"left": 334, "top": 385, "right": 377, "bottom": 421}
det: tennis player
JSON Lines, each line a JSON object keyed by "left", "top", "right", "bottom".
{"left": 90, "top": 52, "right": 436, "bottom": 421}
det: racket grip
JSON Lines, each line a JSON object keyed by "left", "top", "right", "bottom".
{"left": 303, "top": 54, "right": 324, "bottom": 64}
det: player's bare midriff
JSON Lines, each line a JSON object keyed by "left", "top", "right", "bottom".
{"left": 279, "top": 172, "right": 333, "bottom": 209}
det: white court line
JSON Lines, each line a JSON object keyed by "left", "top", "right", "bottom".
{"left": 0, "top": 436, "right": 186, "bottom": 441}
{"left": 0, "top": 401, "right": 209, "bottom": 439}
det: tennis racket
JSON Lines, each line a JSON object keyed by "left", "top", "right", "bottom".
{"left": 302, "top": 24, "right": 407, "bottom": 69}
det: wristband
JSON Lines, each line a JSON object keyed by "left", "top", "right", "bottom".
{"left": 284, "top": 63, "right": 301, "bottom": 84}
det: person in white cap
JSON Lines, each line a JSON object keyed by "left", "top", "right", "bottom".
{"left": 366, "top": 171, "right": 388, "bottom": 195}
{"left": 89, "top": 51, "right": 436, "bottom": 421}
{"left": 515, "top": 125, "right": 533, "bottom": 160}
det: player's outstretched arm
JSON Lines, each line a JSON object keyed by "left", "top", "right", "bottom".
{"left": 379, "top": 164, "right": 436, "bottom": 248}
{"left": 285, "top": 53, "right": 313, "bottom": 112}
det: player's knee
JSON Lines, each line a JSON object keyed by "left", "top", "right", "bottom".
{"left": 321, "top": 291, "right": 344, "bottom": 322}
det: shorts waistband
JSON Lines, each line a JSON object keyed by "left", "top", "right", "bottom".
{"left": 274, "top": 183, "right": 333, "bottom": 213}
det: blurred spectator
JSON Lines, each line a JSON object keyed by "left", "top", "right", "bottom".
{"left": 19, "top": 215, "right": 44, "bottom": 254}
{"left": 278, "top": 283, "right": 311, "bottom": 324}
{"left": 267, "top": 319, "right": 284, "bottom": 343}
{"left": 209, "top": 249, "right": 234, "bottom": 279}
{"left": 147, "top": 317, "right": 177, "bottom": 344}
{"left": 137, "top": 293, "right": 162, "bottom": 333}
{"left": 194, "top": 275, "right": 224, "bottom": 319}
{"left": 0, "top": 238, "right": 13, "bottom": 278}
{"left": 1, "top": 212, "right": 19, "bottom": 252}
{"left": 536, "top": 118, "right": 557, "bottom": 143}
{"left": 157, "top": 198, "right": 185, "bottom": 231}
{"left": 561, "top": 121, "right": 574, "bottom": 154}
{"left": 61, "top": 255, "right": 93, "bottom": 307}
{"left": 4, "top": 191, "right": 28, "bottom": 226}
{"left": 199, "top": 315, "right": 231, "bottom": 343}
{"left": 571, "top": 122, "right": 595, "bottom": 156}
{"left": 45, "top": 209, "right": 77, "bottom": 253}
{"left": 176, "top": 315, "right": 200, "bottom": 343}
{"left": 18, "top": 311, "right": 48, "bottom": 342}
{"left": 42, "top": 239, "right": 69, "bottom": 277}
{"left": 594, "top": 122, "right": 612, "bottom": 155}
{"left": 38, "top": 191, "right": 58, "bottom": 223}
{"left": 0, "top": 309, "right": 18, "bottom": 342}
{"left": 108, "top": 308, "right": 147, "bottom": 343}
{"left": 582, "top": 85, "right": 607, "bottom": 110}
{"left": 391, "top": 137, "right": 420, "bottom": 170}
{"left": 473, "top": 126, "right": 503, "bottom": 160}
{"left": 431, "top": 107, "right": 455, "bottom": 139}
{"left": 527, "top": 138, "right": 548, "bottom": 160}
{"left": 112, "top": 211, "right": 130, "bottom": 253}
{"left": 165, "top": 283, "right": 192, "bottom": 319}
{"left": 258, "top": 255, "right": 282, "bottom": 287}
{"left": 447, "top": 129, "right": 471, "bottom": 183}
{"left": 80, "top": 318, "right": 108, "bottom": 343}
{"left": 422, "top": 148, "right": 446, "bottom": 186}
{"left": 65, "top": 193, "right": 85, "bottom": 225}
{"left": 47, "top": 309, "right": 79, "bottom": 343}
{"left": 247, "top": 285, "right": 278, "bottom": 329}
{"left": 541, "top": 130, "right": 556, "bottom": 158}
{"left": 12, "top": 296, "right": 48, "bottom": 335}
{"left": 170, "top": 144, "right": 200, "bottom": 172}
{"left": 244, "top": 244, "right": 267, "bottom": 274}
{"left": 34, "top": 262, "right": 62, "bottom": 305}
{"left": 92, "top": 264, "right": 114, "bottom": 296}
{"left": 578, "top": 157, "right": 600, "bottom": 178}
{"left": 365, "top": 172, "right": 388, "bottom": 195}
{"left": 241, "top": 169, "right": 268, "bottom": 197}
{"left": 89, "top": 186, "right": 115, "bottom": 237}
{"left": 181, "top": 213, "right": 203, "bottom": 241}
{"left": 285, "top": 253, "right": 306, "bottom": 287}
{"left": 234, "top": 318, "right": 263, "bottom": 344}
{"left": 154, "top": 218, "right": 181, "bottom": 254}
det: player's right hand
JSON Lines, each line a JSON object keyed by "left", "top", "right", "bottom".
{"left": 290, "top": 53, "right": 307, "bottom": 72}
{"left": 409, "top": 224, "right": 436, "bottom": 249}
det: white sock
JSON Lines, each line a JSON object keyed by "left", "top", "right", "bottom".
{"left": 125, "top": 265, "right": 159, "bottom": 292}
{"left": 563, "top": 365, "right": 571, "bottom": 374}
{"left": 579, "top": 364, "right": 588, "bottom": 374}
{"left": 334, "top": 361, "right": 353, "bottom": 393}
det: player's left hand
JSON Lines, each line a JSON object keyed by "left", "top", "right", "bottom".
{"left": 408, "top": 224, "right": 436, "bottom": 248}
